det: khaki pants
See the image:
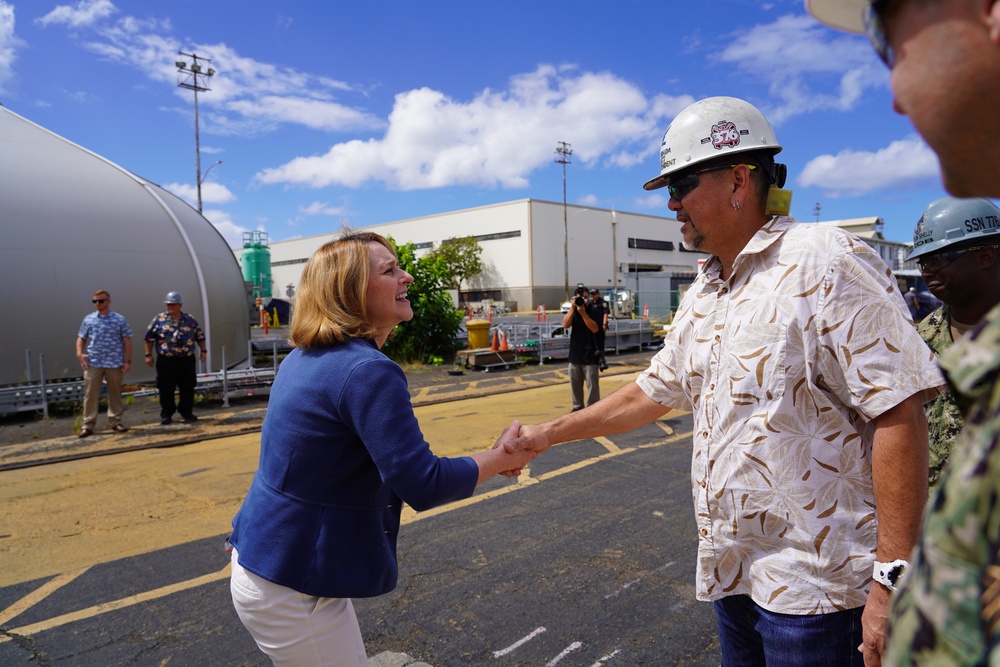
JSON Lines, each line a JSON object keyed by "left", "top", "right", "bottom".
{"left": 82, "top": 366, "right": 124, "bottom": 430}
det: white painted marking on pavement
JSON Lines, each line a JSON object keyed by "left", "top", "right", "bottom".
{"left": 546, "top": 641, "right": 583, "bottom": 665}
{"left": 493, "top": 626, "right": 546, "bottom": 658}
{"left": 588, "top": 647, "right": 622, "bottom": 666}
{"left": 604, "top": 561, "right": 676, "bottom": 599}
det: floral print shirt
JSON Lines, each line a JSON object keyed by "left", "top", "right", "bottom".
{"left": 636, "top": 216, "right": 943, "bottom": 615}
{"left": 144, "top": 311, "right": 205, "bottom": 358}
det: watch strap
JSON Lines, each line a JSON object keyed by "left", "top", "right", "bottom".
{"left": 873, "top": 559, "right": 909, "bottom": 591}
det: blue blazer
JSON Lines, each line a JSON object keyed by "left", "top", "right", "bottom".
{"left": 229, "top": 338, "right": 478, "bottom": 598}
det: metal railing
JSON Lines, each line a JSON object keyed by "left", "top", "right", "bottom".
{"left": 1, "top": 341, "right": 289, "bottom": 416}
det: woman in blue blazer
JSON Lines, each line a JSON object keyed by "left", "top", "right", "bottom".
{"left": 228, "top": 231, "right": 531, "bottom": 666}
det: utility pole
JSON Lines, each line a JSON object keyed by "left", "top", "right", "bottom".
{"left": 176, "top": 52, "right": 216, "bottom": 213}
{"left": 555, "top": 141, "right": 573, "bottom": 301}
{"left": 813, "top": 202, "right": 822, "bottom": 223}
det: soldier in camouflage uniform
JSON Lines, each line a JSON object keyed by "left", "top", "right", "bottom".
{"left": 805, "top": 0, "right": 1000, "bottom": 662}
{"left": 884, "top": 304, "right": 1000, "bottom": 664}
{"left": 907, "top": 198, "right": 1000, "bottom": 487}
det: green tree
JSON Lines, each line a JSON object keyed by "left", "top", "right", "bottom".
{"left": 425, "top": 235, "right": 483, "bottom": 290}
{"left": 381, "top": 239, "right": 465, "bottom": 364}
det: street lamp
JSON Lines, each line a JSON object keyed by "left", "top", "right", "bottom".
{"left": 198, "top": 159, "right": 222, "bottom": 211}
{"left": 555, "top": 141, "right": 573, "bottom": 301}
{"left": 176, "top": 52, "right": 216, "bottom": 213}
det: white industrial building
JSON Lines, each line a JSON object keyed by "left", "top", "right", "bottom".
{"left": 254, "top": 199, "right": 710, "bottom": 317}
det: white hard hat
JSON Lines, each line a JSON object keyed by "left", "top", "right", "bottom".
{"left": 643, "top": 96, "right": 782, "bottom": 191}
{"left": 804, "top": 0, "right": 867, "bottom": 34}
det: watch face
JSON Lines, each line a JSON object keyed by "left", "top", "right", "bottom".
{"left": 887, "top": 564, "right": 904, "bottom": 586}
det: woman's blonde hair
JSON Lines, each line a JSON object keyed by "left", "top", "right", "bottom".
{"left": 289, "top": 231, "right": 396, "bottom": 349}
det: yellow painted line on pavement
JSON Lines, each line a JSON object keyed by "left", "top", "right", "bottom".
{"left": 594, "top": 436, "right": 621, "bottom": 453}
{"left": 0, "top": 567, "right": 90, "bottom": 626}
{"left": 401, "top": 429, "right": 691, "bottom": 522}
{"left": 0, "top": 563, "right": 231, "bottom": 644}
{"left": 0, "top": 411, "right": 691, "bottom": 643}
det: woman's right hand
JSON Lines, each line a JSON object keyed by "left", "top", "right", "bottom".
{"left": 473, "top": 420, "right": 535, "bottom": 482}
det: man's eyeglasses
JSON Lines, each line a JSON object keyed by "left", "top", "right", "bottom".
{"left": 92, "top": 298, "right": 107, "bottom": 304}
{"left": 864, "top": 0, "right": 895, "bottom": 68}
{"left": 667, "top": 164, "right": 757, "bottom": 202}
{"left": 917, "top": 244, "right": 1000, "bottom": 273}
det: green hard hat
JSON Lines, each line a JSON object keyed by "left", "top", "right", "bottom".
{"left": 907, "top": 197, "right": 1000, "bottom": 261}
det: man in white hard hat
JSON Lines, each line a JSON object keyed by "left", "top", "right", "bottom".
{"left": 806, "top": 3, "right": 1000, "bottom": 664}
{"left": 507, "top": 96, "right": 942, "bottom": 666}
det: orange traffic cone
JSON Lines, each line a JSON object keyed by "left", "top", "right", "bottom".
{"left": 500, "top": 330, "right": 509, "bottom": 351}
{"left": 490, "top": 329, "right": 500, "bottom": 351}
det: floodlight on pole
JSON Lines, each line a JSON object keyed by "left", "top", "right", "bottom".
{"left": 555, "top": 141, "right": 573, "bottom": 301}
{"left": 176, "top": 51, "right": 215, "bottom": 213}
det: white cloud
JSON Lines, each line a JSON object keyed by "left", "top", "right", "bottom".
{"left": 633, "top": 193, "right": 668, "bottom": 211}
{"left": 0, "top": 1, "right": 22, "bottom": 93}
{"left": 299, "top": 201, "right": 348, "bottom": 216}
{"left": 798, "top": 135, "right": 940, "bottom": 196}
{"left": 254, "top": 66, "right": 694, "bottom": 191}
{"left": 39, "top": 7, "right": 380, "bottom": 137}
{"left": 36, "top": 0, "right": 116, "bottom": 28}
{"left": 200, "top": 208, "right": 250, "bottom": 249}
{"left": 164, "top": 181, "right": 236, "bottom": 206}
{"left": 716, "top": 14, "right": 886, "bottom": 123}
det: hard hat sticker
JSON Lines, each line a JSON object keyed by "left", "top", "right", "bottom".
{"left": 700, "top": 120, "right": 750, "bottom": 150}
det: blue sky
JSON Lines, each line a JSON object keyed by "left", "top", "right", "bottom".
{"left": 0, "top": 0, "right": 951, "bottom": 248}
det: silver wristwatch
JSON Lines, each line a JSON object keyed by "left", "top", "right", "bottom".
{"left": 873, "top": 559, "right": 909, "bottom": 591}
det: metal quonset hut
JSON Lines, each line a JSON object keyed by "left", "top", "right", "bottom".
{"left": 0, "top": 105, "right": 249, "bottom": 387}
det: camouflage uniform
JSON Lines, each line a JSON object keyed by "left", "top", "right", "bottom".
{"left": 886, "top": 302, "right": 1000, "bottom": 665}
{"left": 918, "top": 306, "right": 965, "bottom": 486}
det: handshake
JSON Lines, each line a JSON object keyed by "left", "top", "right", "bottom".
{"left": 487, "top": 420, "right": 551, "bottom": 479}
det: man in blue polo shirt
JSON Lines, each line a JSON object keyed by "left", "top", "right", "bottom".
{"left": 76, "top": 289, "right": 133, "bottom": 437}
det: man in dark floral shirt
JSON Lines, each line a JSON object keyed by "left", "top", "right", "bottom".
{"left": 144, "top": 291, "right": 207, "bottom": 425}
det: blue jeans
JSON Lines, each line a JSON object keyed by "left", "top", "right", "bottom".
{"left": 714, "top": 595, "right": 864, "bottom": 667}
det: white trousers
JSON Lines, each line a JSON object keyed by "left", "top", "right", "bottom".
{"left": 230, "top": 549, "right": 368, "bottom": 667}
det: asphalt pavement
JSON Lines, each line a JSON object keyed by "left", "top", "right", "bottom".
{"left": 0, "top": 346, "right": 695, "bottom": 666}
{"left": 0, "top": 348, "right": 657, "bottom": 472}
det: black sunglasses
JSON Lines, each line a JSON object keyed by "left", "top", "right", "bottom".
{"left": 864, "top": 0, "right": 895, "bottom": 68}
{"left": 917, "top": 244, "right": 1000, "bottom": 273}
{"left": 92, "top": 298, "right": 107, "bottom": 304}
{"left": 667, "top": 164, "right": 756, "bottom": 202}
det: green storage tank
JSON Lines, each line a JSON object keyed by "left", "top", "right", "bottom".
{"left": 241, "top": 231, "right": 272, "bottom": 298}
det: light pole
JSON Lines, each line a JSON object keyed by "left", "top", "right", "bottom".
{"left": 611, "top": 209, "right": 619, "bottom": 306}
{"left": 176, "top": 52, "right": 216, "bottom": 213}
{"left": 555, "top": 141, "right": 573, "bottom": 301}
{"left": 198, "top": 159, "right": 222, "bottom": 210}
{"left": 563, "top": 207, "right": 590, "bottom": 299}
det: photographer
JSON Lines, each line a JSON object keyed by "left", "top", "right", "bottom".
{"left": 589, "top": 288, "right": 610, "bottom": 371}
{"left": 562, "top": 285, "right": 601, "bottom": 411}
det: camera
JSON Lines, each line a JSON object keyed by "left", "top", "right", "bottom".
{"left": 574, "top": 296, "right": 585, "bottom": 307}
